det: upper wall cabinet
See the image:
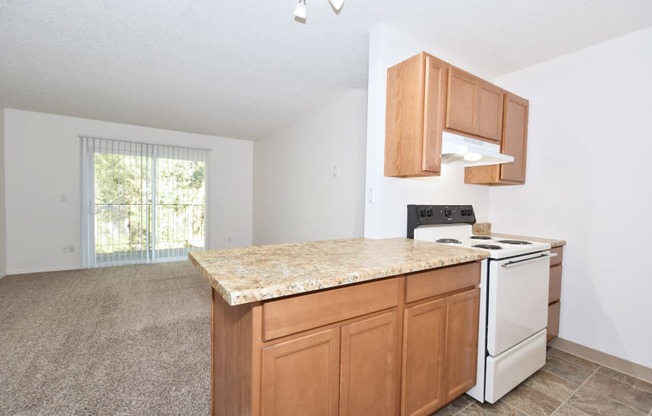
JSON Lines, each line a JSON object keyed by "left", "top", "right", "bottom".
{"left": 385, "top": 51, "right": 528, "bottom": 182}
{"left": 464, "top": 92, "right": 529, "bottom": 185}
{"left": 446, "top": 67, "right": 504, "bottom": 143}
{"left": 385, "top": 52, "right": 448, "bottom": 177}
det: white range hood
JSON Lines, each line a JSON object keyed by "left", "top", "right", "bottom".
{"left": 441, "top": 131, "right": 514, "bottom": 167}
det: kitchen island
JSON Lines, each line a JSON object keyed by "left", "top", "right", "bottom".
{"left": 190, "top": 237, "right": 488, "bottom": 416}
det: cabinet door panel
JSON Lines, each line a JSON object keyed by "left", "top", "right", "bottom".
{"left": 385, "top": 53, "right": 426, "bottom": 177}
{"left": 445, "top": 288, "right": 480, "bottom": 401}
{"left": 401, "top": 298, "right": 447, "bottom": 416}
{"left": 500, "top": 93, "right": 528, "bottom": 182}
{"left": 340, "top": 311, "right": 398, "bottom": 416}
{"left": 478, "top": 82, "right": 504, "bottom": 142}
{"left": 261, "top": 329, "right": 340, "bottom": 416}
{"left": 446, "top": 67, "right": 478, "bottom": 135}
{"left": 547, "top": 301, "right": 561, "bottom": 342}
{"left": 422, "top": 55, "right": 447, "bottom": 173}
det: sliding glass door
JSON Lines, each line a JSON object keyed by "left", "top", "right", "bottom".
{"left": 81, "top": 137, "right": 209, "bottom": 267}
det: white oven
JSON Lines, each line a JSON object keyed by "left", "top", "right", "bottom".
{"left": 480, "top": 251, "right": 550, "bottom": 402}
{"left": 408, "top": 204, "right": 553, "bottom": 403}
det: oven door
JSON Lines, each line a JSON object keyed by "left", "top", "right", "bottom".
{"left": 486, "top": 251, "right": 551, "bottom": 356}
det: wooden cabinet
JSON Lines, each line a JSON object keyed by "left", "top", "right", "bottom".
{"left": 262, "top": 311, "right": 399, "bottom": 416}
{"left": 340, "top": 311, "right": 398, "bottom": 416}
{"left": 401, "top": 298, "right": 447, "bottom": 416}
{"left": 261, "top": 329, "right": 340, "bottom": 416}
{"left": 444, "top": 288, "right": 480, "bottom": 401}
{"left": 261, "top": 280, "right": 399, "bottom": 416}
{"left": 385, "top": 52, "right": 448, "bottom": 177}
{"left": 401, "top": 263, "right": 481, "bottom": 416}
{"left": 465, "top": 92, "right": 529, "bottom": 185}
{"left": 211, "top": 262, "right": 481, "bottom": 416}
{"left": 547, "top": 246, "right": 564, "bottom": 342}
{"left": 385, "top": 52, "right": 530, "bottom": 181}
{"left": 446, "top": 67, "right": 504, "bottom": 142}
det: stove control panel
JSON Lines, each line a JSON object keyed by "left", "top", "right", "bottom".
{"left": 407, "top": 204, "right": 476, "bottom": 238}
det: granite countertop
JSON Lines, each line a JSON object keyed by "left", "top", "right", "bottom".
{"left": 189, "top": 237, "right": 488, "bottom": 306}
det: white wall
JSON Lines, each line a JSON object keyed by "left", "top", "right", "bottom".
{"left": 364, "top": 25, "right": 493, "bottom": 239}
{"left": 489, "top": 27, "right": 652, "bottom": 369}
{"left": 4, "top": 109, "right": 253, "bottom": 274}
{"left": 253, "top": 90, "right": 367, "bottom": 245}
{"left": 0, "top": 109, "right": 6, "bottom": 277}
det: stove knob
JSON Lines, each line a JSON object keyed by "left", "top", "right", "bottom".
{"left": 444, "top": 207, "right": 452, "bottom": 218}
{"left": 426, "top": 207, "right": 434, "bottom": 217}
{"left": 461, "top": 208, "right": 468, "bottom": 216}
{"left": 467, "top": 208, "right": 474, "bottom": 217}
{"left": 419, "top": 208, "right": 427, "bottom": 218}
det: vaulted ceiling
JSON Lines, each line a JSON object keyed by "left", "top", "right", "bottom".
{"left": 2, "top": 0, "right": 651, "bottom": 140}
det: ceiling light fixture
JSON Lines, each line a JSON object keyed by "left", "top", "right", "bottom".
{"left": 294, "top": 0, "right": 307, "bottom": 21}
{"left": 329, "top": 0, "right": 344, "bottom": 12}
{"left": 294, "top": 0, "right": 344, "bottom": 22}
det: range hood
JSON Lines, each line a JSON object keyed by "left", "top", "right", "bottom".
{"left": 441, "top": 131, "right": 514, "bottom": 167}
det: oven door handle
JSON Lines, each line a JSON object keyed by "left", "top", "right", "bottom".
{"left": 501, "top": 252, "right": 556, "bottom": 269}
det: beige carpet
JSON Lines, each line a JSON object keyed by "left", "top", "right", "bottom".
{"left": 0, "top": 261, "right": 211, "bottom": 415}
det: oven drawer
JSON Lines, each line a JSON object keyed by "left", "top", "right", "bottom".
{"left": 485, "top": 329, "right": 547, "bottom": 403}
{"left": 405, "top": 262, "right": 480, "bottom": 303}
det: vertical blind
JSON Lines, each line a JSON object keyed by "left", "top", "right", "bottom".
{"left": 81, "top": 136, "right": 209, "bottom": 268}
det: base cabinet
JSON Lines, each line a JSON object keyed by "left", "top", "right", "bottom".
{"left": 401, "top": 288, "right": 480, "bottom": 416}
{"left": 444, "top": 288, "right": 481, "bottom": 400}
{"left": 340, "top": 312, "right": 398, "bottom": 416}
{"left": 261, "top": 329, "right": 340, "bottom": 416}
{"left": 212, "top": 262, "right": 481, "bottom": 416}
{"left": 547, "top": 246, "right": 564, "bottom": 342}
{"left": 401, "top": 298, "right": 447, "bottom": 416}
{"left": 262, "top": 311, "right": 399, "bottom": 416}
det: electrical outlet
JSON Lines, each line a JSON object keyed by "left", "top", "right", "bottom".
{"left": 61, "top": 245, "right": 75, "bottom": 253}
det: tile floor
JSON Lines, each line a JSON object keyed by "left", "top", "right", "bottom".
{"left": 432, "top": 347, "right": 652, "bottom": 416}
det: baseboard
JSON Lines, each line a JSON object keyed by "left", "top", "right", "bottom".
{"left": 549, "top": 337, "right": 652, "bottom": 384}
{"left": 6, "top": 265, "right": 82, "bottom": 275}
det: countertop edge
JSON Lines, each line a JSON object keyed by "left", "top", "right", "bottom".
{"left": 189, "top": 240, "right": 488, "bottom": 306}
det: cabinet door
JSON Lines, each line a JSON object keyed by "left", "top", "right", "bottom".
{"left": 340, "top": 311, "right": 398, "bottom": 416}
{"left": 401, "top": 298, "right": 447, "bottom": 416}
{"left": 261, "top": 328, "right": 340, "bottom": 416}
{"left": 385, "top": 52, "right": 446, "bottom": 177}
{"left": 478, "top": 81, "right": 504, "bottom": 142}
{"left": 421, "top": 54, "right": 447, "bottom": 173}
{"left": 446, "top": 67, "right": 479, "bottom": 135}
{"left": 500, "top": 93, "right": 529, "bottom": 182}
{"left": 444, "top": 288, "right": 480, "bottom": 401}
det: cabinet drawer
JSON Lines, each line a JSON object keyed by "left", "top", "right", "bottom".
{"left": 547, "top": 301, "right": 561, "bottom": 342}
{"left": 405, "top": 262, "right": 480, "bottom": 304}
{"left": 550, "top": 247, "right": 563, "bottom": 267}
{"left": 263, "top": 278, "right": 399, "bottom": 341}
{"left": 549, "top": 265, "right": 562, "bottom": 303}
